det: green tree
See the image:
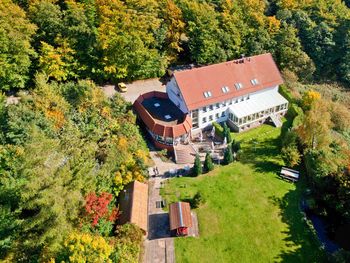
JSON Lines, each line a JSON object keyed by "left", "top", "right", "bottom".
{"left": 275, "top": 23, "right": 315, "bottom": 80}
{"left": 38, "top": 39, "right": 77, "bottom": 81}
{"left": 192, "top": 154, "right": 202, "bottom": 176}
{"left": 223, "top": 147, "right": 233, "bottom": 165}
{"left": 179, "top": 0, "right": 227, "bottom": 64}
{"left": 28, "top": 0, "right": 63, "bottom": 46}
{"left": 223, "top": 123, "right": 232, "bottom": 143}
{"left": 0, "top": 0, "right": 36, "bottom": 90}
{"left": 96, "top": 0, "right": 167, "bottom": 80}
{"left": 204, "top": 152, "right": 214, "bottom": 172}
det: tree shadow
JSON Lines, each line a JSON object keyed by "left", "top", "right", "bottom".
{"left": 148, "top": 213, "right": 171, "bottom": 240}
{"left": 268, "top": 181, "right": 326, "bottom": 262}
{"left": 239, "top": 137, "right": 282, "bottom": 174}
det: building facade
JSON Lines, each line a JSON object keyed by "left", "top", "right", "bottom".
{"left": 134, "top": 53, "right": 288, "bottom": 149}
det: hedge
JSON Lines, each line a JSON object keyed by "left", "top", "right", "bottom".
{"left": 279, "top": 84, "right": 294, "bottom": 102}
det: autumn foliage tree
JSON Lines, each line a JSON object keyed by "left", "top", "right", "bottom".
{"left": 84, "top": 192, "right": 119, "bottom": 228}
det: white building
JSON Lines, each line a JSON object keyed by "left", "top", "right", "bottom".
{"left": 166, "top": 53, "right": 288, "bottom": 133}
{"left": 133, "top": 53, "right": 288, "bottom": 150}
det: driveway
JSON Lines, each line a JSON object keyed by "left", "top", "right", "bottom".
{"left": 100, "top": 78, "right": 166, "bottom": 103}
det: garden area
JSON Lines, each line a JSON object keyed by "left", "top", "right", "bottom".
{"left": 161, "top": 123, "right": 326, "bottom": 263}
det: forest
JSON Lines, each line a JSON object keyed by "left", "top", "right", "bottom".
{"left": 0, "top": 0, "right": 350, "bottom": 262}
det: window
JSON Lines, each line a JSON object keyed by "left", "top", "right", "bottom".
{"left": 202, "top": 117, "right": 207, "bottom": 123}
{"left": 209, "top": 115, "right": 213, "bottom": 121}
{"left": 202, "top": 106, "right": 207, "bottom": 112}
{"left": 234, "top": 83, "right": 243, "bottom": 90}
{"left": 250, "top": 78, "right": 259, "bottom": 85}
{"left": 215, "top": 113, "right": 219, "bottom": 119}
{"left": 221, "top": 86, "right": 230, "bottom": 93}
{"left": 209, "top": 105, "right": 214, "bottom": 110}
{"left": 241, "top": 97, "right": 244, "bottom": 102}
{"left": 203, "top": 91, "right": 212, "bottom": 98}
{"left": 221, "top": 111, "right": 225, "bottom": 117}
{"left": 216, "top": 103, "right": 220, "bottom": 109}
{"left": 235, "top": 99, "right": 238, "bottom": 104}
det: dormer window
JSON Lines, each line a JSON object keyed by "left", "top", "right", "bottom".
{"left": 251, "top": 78, "right": 259, "bottom": 85}
{"left": 203, "top": 91, "right": 212, "bottom": 98}
{"left": 221, "top": 86, "right": 230, "bottom": 93}
{"left": 234, "top": 83, "right": 243, "bottom": 90}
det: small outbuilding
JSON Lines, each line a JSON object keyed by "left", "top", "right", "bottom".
{"left": 280, "top": 167, "right": 300, "bottom": 182}
{"left": 118, "top": 180, "right": 148, "bottom": 234}
{"left": 169, "top": 202, "right": 192, "bottom": 236}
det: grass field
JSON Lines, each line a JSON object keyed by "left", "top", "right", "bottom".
{"left": 161, "top": 123, "right": 325, "bottom": 263}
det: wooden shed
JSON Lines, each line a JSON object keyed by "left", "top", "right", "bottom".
{"left": 118, "top": 181, "right": 148, "bottom": 234}
{"left": 169, "top": 202, "right": 192, "bottom": 236}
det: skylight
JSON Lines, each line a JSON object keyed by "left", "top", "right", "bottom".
{"left": 234, "top": 83, "right": 243, "bottom": 90}
{"left": 203, "top": 91, "right": 212, "bottom": 98}
{"left": 221, "top": 86, "right": 230, "bottom": 93}
{"left": 164, "top": 115, "right": 171, "bottom": 119}
{"left": 154, "top": 103, "right": 160, "bottom": 107}
{"left": 251, "top": 78, "right": 259, "bottom": 85}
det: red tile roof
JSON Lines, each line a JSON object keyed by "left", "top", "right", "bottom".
{"left": 133, "top": 91, "right": 192, "bottom": 138}
{"left": 118, "top": 181, "right": 148, "bottom": 234}
{"left": 173, "top": 53, "right": 284, "bottom": 111}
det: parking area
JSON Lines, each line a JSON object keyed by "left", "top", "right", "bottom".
{"left": 101, "top": 78, "right": 166, "bottom": 103}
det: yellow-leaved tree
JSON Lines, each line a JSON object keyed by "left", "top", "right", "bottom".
{"left": 63, "top": 232, "right": 113, "bottom": 263}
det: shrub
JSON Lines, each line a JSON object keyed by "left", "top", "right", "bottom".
{"left": 212, "top": 122, "right": 224, "bottom": 138}
{"left": 223, "top": 147, "right": 233, "bottom": 165}
{"left": 223, "top": 123, "right": 232, "bottom": 143}
{"left": 192, "top": 154, "right": 202, "bottom": 176}
{"left": 190, "top": 192, "right": 205, "bottom": 208}
{"left": 204, "top": 152, "right": 214, "bottom": 172}
{"left": 232, "top": 141, "right": 241, "bottom": 153}
{"left": 279, "top": 84, "right": 294, "bottom": 102}
{"left": 156, "top": 149, "right": 168, "bottom": 162}
{"left": 281, "top": 145, "right": 301, "bottom": 167}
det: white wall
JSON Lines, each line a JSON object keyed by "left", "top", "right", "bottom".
{"left": 193, "top": 85, "right": 280, "bottom": 129}
{"left": 166, "top": 77, "right": 189, "bottom": 114}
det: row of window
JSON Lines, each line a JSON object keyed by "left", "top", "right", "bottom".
{"left": 229, "top": 103, "right": 288, "bottom": 126}
{"left": 201, "top": 95, "right": 250, "bottom": 113}
{"left": 202, "top": 111, "right": 226, "bottom": 123}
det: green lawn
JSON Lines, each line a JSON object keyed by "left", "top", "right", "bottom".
{"left": 161, "top": 123, "right": 325, "bottom": 263}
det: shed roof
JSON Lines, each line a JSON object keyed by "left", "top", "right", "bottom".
{"left": 173, "top": 53, "right": 284, "bottom": 110}
{"left": 118, "top": 181, "right": 148, "bottom": 233}
{"left": 169, "top": 202, "right": 192, "bottom": 230}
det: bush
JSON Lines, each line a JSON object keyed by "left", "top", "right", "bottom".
{"left": 281, "top": 145, "right": 301, "bottom": 167}
{"left": 192, "top": 154, "right": 202, "bottom": 176}
{"left": 223, "top": 123, "right": 232, "bottom": 143}
{"left": 223, "top": 147, "right": 233, "bottom": 165}
{"left": 204, "top": 152, "right": 214, "bottom": 172}
{"left": 212, "top": 122, "right": 224, "bottom": 138}
{"left": 279, "top": 84, "right": 294, "bottom": 102}
{"left": 190, "top": 192, "right": 205, "bottom": 208}
{"left": 287, "top": 103, "right": 303, "bottom": 119}
{"left": 232, "top": 141, "right": 241, "bottom": 153}
{"left": 156, "top": 149, "right": 168, "bottom": 162}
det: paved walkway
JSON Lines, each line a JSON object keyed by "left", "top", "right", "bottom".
{"left": 143, "top": 148, "right": 193, "bottom": 263}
